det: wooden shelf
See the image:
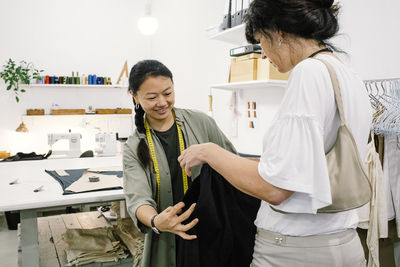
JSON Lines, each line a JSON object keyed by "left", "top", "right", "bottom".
{"left": 23, "top": 84, "right": 127, "bottom": 89}
{"left": 208, "top": 24, "right": 247, "bottom": 46}
{"left": 210, "top": 79, "right": 287, "bottom": 91}
{"left": 23, "top": 114, "right": 132, "bottom": 118}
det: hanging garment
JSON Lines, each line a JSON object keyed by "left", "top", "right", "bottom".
{"left": 45, "top": 168, "right": 123, "bottom": 194}
{"left": 357, "top": 134, "right": 388, "bottom": 267}
{"left": 177, "top": 164, "right": 260, "bottom": 267}
{"left": 384, "top": 135, "right": 400, "bottom": 237}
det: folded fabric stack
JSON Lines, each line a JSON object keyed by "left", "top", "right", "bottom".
{"left": 113, "top": 218, "right": 145, "bottom": 267}
{"left": 62, "top": 218, "right": 145, "bottom": 267}
{"left": 63, "top": 227, "right": 129, "bottom": 266}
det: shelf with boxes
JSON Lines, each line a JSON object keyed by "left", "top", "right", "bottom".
{"left": 210, "top": 79, "right": 287, "bottom": 91}
{"left": 26, "top": 108, "right": 132, "bottom": 116}
{"left": 22, "top": 114, "right": 132, "bottom": 119}
{"left": 24, "top": 84, "right": 127, "bottom": 89}
{"left": 21, "top": 84, "right": 132, "bottom": 116}
{"left": 208, "top": 24, "right": 246, "bottom": 45}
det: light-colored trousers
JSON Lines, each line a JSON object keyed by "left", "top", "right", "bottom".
{"left": 251, "top": 228, "right": 366, "bottom": 267}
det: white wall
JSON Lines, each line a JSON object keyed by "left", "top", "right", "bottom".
{"left": 0, "top": 0, "right": 151, "bottom": 154}
{"left": 149, "top": 0, "right": 233, "bottom": 111}
{"left": 337, "top": 0, "right": 400, "bottom": 79}
{"left": 0, "top": 0, "right": 399, "bottom": 155}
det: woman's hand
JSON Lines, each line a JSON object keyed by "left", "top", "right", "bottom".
{"left": 178, "top": 143, "right": 212, "bottom": 176}
{"left": 154, "top": 202, "right": 199, "bottom": 240}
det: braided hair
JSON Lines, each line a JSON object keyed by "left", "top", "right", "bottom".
{"left": 128, "top": 60, "right": 173, "bottom": 167}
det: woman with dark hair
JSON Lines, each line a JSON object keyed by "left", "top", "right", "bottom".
{"left": 123, "top": 59, "right": 236, "bottom": 267}
{"left": 178, "top": 0, "right": 372, "bottom": 266}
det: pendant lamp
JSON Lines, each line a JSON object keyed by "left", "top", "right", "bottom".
{"left": 138, "top": 0, "right": 158, "bottom": 35}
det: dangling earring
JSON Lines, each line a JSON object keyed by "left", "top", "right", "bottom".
{"left": 135, "top": 103, "right": 140, "bottom": 110}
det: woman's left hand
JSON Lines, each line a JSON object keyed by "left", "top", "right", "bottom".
{"left": 178, "top": 143, "right": 212, "bottom": 176}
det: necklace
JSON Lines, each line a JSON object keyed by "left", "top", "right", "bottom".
{"left": 144, "top": 119, "right": 189, "bottom": 205}
{"left": 308, "top": 47, "right": 333, "bottom": 58}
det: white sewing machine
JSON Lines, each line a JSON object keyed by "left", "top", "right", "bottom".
{"left": 48, "top": 133, "right": 82, "bottom": 158}
{"left": 95, "top": 132, "right": 118, "bottom": 157}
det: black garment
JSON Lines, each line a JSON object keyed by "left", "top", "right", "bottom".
{"left": 154, "top": 123, "right": 191, "bottom": 204}
{"left": 177, "top": 164, "right": 260, "bottom": 267}
{"left": 2, "top": 151, "right": 52, "bottom": 162}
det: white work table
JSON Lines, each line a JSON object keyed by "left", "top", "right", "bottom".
{"left": 0, "top": 156, "right": 126, "bottom": 267}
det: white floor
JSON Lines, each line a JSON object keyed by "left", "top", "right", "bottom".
{"left": 0, "top": 214, "right": 18, "bottom": 267}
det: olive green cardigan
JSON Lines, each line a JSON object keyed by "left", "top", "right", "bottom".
{"left": 123, "top": 108, "right": 236, "bottom": 267}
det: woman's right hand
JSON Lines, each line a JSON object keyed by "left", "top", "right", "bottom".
{"left": 153, "top": 202, "right": 199, "bottom": 240}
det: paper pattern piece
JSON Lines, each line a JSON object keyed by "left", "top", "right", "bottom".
{"left": 66, "top": 172, "right": 123, "bottom": 193}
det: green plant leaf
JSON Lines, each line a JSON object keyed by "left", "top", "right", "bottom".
{"left": 15, "top": 96, "right": 19, "bottom": 102}
{"left": 21, "top": 89, "right": 26, "bottom": 93}
{"left": 7, "top": 84, "right": 11, "bottom": 90}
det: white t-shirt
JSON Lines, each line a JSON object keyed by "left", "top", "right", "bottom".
{"left": 256, "top": 54, "right": 373, "bottom": 236}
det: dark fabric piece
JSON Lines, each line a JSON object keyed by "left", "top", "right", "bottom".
{"left": 2, "top": 151, "right": 52, "bottom": 162}
{"left": 154, "top": 123, "right": 191, "bottom": 205}
{"left": 45, "top": 169, "right": 123, "bottom": 195}
{"left": 177, "top": 164, "right": 260, "bottom": 267}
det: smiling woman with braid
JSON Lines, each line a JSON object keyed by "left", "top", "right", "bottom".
{"left": 122, "top": 60, "right": 236, "bottom": 267}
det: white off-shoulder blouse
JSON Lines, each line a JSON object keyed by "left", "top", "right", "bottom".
{"left": 256, "top": 54, "right": 372, "bottom": 236}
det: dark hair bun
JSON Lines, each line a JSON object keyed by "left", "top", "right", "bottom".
{"left": 311, "top": 0, "right": 334, "bottom": 8}
{"left": 244, "top": 0, "right": 340, "bottom": 50}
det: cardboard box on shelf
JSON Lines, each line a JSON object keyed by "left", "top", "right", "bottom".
{"left": 229, "top": 53, "right": 290, "bottom": 82}
{"left": 257, "top": 58, "right": 290, "bottom": 81}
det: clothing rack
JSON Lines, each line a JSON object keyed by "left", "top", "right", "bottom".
{"left": 364, "top": 78, "right": 400, "bottom": 135}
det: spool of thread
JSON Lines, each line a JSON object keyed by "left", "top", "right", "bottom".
{"left": 49, "top": 76, "right": 55, "bottom": 84}
{"left": 92, "top": 75, "right": 97, "bottom": 85}
{"left": 41, "top": 76, "right": 45, "bottom": 84}
{"left": 54, "top": 76, "right": 59, "bottom": 84}
{"left": 45, "top": 75, "right": 50, "bottom": 84}
{"left": 85, "top": 76, "right": 88, "bottom": 85}
{"left": 89, "top": 176, "right": 100, "bottom": 182}
{"left": 99, "top": 76, "right": 103, "bottom": 84}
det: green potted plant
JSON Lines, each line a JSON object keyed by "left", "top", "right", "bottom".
{"left": 0, "top": 58, "right": 43, "bottom": 102}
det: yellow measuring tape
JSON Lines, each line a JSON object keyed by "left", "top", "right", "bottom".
{"left": 144, "top": 120, "right": 189, "bottom": 205}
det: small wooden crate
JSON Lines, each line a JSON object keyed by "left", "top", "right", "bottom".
{"left": 96, "top": 109, "right": 116, "bottom": 114}
{"left": 27, "top": 109, "right": 45, "bottom": 115}
{"left": 0, "top": 151, "right": 11, "bottom": 159}
{"left": 51, "top": 109, "right": 86, "bottom": 115}
{"left": 115, "top": 108, "right": 132, "bottom": 114}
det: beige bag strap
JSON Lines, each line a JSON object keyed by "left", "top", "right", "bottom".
{"left": 316, "top": 59, "right": 346, "bottom": 126}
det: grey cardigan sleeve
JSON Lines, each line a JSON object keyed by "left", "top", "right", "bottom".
{"left": 123, "top": 141, "right": 156, "bottom": 233}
